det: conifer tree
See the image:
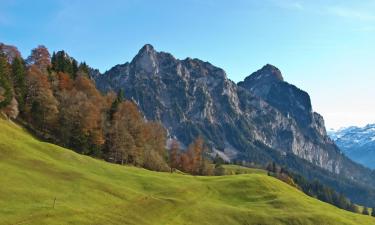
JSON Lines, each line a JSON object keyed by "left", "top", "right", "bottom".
{"left": 11, "top": 57, "right": 26, "bottom": 111}
{"left": 362, "top": 206, "right": 369, "bottom": 215}
{"left": 0, "top": 53, "right": 12, "bottom": 108}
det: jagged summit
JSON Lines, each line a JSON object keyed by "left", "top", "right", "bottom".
{"left": 241, "top": 64, "right": 284, "bottom": 86}
{"left": 138, "top": 44, "right": 156, "bottom": 54}
{"left": 259, "top": 64, "right": 284, "bottom": 81}
{"left": 132, "top": 44, "right": 158, "bottom": 73}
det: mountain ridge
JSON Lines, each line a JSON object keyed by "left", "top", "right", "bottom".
{"left": 329, "top": 124, "right": 375, "bottom": 169}
{"left": 93, "top": 44, "right": 375, "bottom": 205}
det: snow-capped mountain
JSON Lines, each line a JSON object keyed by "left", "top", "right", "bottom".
{"left": 329, "top": 124, "right": 375, "bottom": 169}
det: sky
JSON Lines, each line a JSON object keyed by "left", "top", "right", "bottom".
{"left": 0, "top": 0, "right": 374, "bottom": 129}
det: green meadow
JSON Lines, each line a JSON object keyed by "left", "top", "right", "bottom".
{"left": 0, "top": 119, "right": 374, "bottom": 225}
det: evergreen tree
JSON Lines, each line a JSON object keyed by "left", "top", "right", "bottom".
{"left": 78, "top": 62, "right": 90, "bottom": 75}
{"left": 371, "top": 207, "right": 375, "bottom": 217}
{"left": 109, "top": 89, "right": 124, "bottom": 120}
{"left": 0, "top": 53, "right": 12, "bottom": 108}
{"left": 11, "top": 57, "right": 26, "bottom": 111}
{"left": 362, "top": 206, "right": 369, "bottom": 215}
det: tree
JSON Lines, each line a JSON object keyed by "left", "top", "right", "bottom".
{"left": 51, "top": 51, "right": 79, "bottom": 78}
{"left": 25, "top": 65, "right": 58, "bottom": 131}
{"left": 371, "top": 207, "right": 375, "bottom": 217}
{"left": 109, "top": 90, "right": 124, "bottom": 120}
{"left": 363, "top": 206, "right": 369, "bottom": 215}
{"left": 143, "top": 122, "right": 166, "bottom": 156}
{"left": 185, "top": 136, "right": 204, "bottom": 175}
{"left": 214, "top": 164, "right": 225, "bottom": 176}
{"left": 169, "top": 139, "right": 180, "bottom": 172}
{"left": 27, "top": 45, "right": 51, "bottom": 72}
{"left": 11, "top": 57, "right": 26, "bottom": 111}
{"left": 57, "top": 72, "right": 73, "bottom": 90}
{"left": 0, "top": 53, "right": 13, "bottom": 108}
{"left": 57, "top": 76, "right": 106, "bottom": 154}
{"left": 109, "top": 116, "right": 134, "bottom": 164}
{"left": 107, "top": 101, "right": 145, "bottom": 165}
{"left": 2, "top": 97, "right": 19, "bottom": 119}
{"left": 143, "top": 121, "right": 168, "bottom": 170}
{"left": 180, "top": 153, "right": 191, "bottom": 173}
{"left": 0, "top": 43, "right": 21, "bottom": 63}
{"left": 348, "top": 203, "right": 360, "bottom": 214}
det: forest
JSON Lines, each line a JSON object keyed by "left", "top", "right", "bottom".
{"left": 0, "top": 43, "right": 213, "bottom": 175}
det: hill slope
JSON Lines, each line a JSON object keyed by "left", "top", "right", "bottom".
{"left": 0, "top": 119, "right": 374, "bottom": 225}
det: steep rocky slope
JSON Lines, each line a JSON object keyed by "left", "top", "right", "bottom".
{"left": 94, "top": 44, "right": 375, "bottom": 205}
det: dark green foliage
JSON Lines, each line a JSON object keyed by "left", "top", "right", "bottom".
{"left": 109, "top": 89, "right": 124, "bottom": 120}
{"left": 52, "top": 51, "right": 75, "bottom": 77}
{"left": 266, "top": 162, "right": 363, "bottom": 214}
{"left": 214, "top": 164, "right": 225, "bottom": 176}
{"left": 51, "top": 51, "right": 82, "bottom": 79}
{"left": 78, "top": 62, "right": 90, "bottom": 75}
{"left": 0, "top": 53, "right": 13, "bottom": 108}
{"left": 362, "top": 207, "right": 369, "bottom": 215}
{"left": 244, "top": 141, "right": 375, "bottom": 207}
{"left": 372, "top": 207, "right": 375, "bottom": 217}
{"left": 11, "top": 57, "right": 26, "bottom": 111}
{"left": 213, "top": 153, "right": 225, "bottom": 165}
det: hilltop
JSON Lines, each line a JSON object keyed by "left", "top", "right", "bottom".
{"left": 0, "top": 119, "right": 374, "bottom": 225}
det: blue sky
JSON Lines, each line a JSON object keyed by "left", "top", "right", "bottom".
{"left": 0, "top": 0, "right": 374, "bottom": 129}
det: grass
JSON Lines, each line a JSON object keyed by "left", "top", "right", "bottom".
{"left": 0, "top": 119, "right": 374, "bottom": 225}
{"left": 222, "top": 164, "right": 267, "bottom": 175}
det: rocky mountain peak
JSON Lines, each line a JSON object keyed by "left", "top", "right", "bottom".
{"left": 241, "top": 64, "right": 284, "bottom": 86}
{"left": 138, "top": 44, "right": 156, "bottom": 55}
{"left": 132, "top": 44, "right": 158, "bottom": 73}
{"left": 260, "top": 64, "right": 284, "bottom": 81}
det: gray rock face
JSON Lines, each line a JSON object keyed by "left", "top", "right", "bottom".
{"left": 94, "top": 45, "right": 375, "bottom": 200}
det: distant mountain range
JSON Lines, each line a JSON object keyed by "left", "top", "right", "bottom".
{"left": 92, "top": 44, "right": 375, "bottom": 205}
{"left": 329, "top": 124, "right": 375, "bottom": 169}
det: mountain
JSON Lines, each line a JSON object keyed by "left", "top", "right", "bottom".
{"left": 329, "top": 124, "right": 375, "bottom": 169}
{"left": 1, "top": 119, "right": 374, "bottom": 225}
{"left": 94, "top": 44, "right": 375, "bottom": 205}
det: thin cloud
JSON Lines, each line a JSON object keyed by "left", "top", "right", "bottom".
{"left": 270, "top": 0, "right": 305, "bottom": 11}
{"left": 328, "top": 6, "right": 375, "bottom": 22}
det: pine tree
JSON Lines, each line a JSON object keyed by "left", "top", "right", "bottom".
{"left": 371, "top": 207, "right": 375, "bottom": 217}
{"left": 11, "top": 57, "right": 26, "bottom": 111}
{"left": 109, "top": 90, "right": 124, "bottom": 120}
{"left": 0, "top": 53, "right": 12, "bottom": 108}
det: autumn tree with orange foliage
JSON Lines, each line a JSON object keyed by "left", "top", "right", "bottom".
{"left": 25, "top": 65, "right": 59, "bottom": 132}
{"left": 27, "top": 45, "right": 51, "bottom": 73}
{"left": 57, "top": 75, "right": 106, "bottom": 155}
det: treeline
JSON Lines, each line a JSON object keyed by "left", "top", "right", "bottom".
{"left": 169, "top": 138, "right": 218, "bottom": 175}
{"left": 0, "top": 43, "right": 196, "bottom": 172}
{"left": 266, "top": 162, "right": 375, "bottom": 216}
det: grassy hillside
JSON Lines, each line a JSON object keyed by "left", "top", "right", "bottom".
{"left": 0, "top": 119, "right": 374, "bottom": 225}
